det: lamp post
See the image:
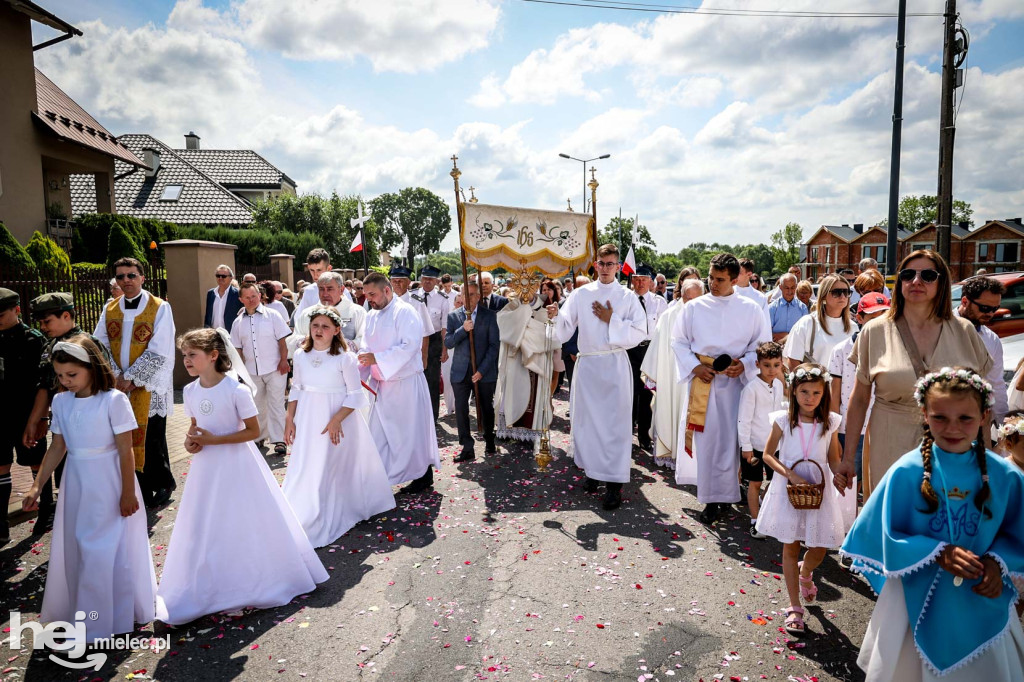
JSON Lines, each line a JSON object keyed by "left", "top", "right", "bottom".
{"left": 558, "top": 153, "right": 610, "bottom": 212}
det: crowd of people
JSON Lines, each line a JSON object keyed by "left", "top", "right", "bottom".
{"left": 3, "top": 243, "right": 1024, "bottom": 679}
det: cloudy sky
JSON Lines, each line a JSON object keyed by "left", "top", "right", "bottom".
{"left": 33, "top": 0, "right": 1024, "bottom": 252}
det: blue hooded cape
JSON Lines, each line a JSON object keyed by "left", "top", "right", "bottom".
{"left": 841, "top": 445, "right": 1024, "bottom": 675}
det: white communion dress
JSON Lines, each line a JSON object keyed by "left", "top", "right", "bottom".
{"left": 755, "top": 411, "right": 847, "bottom": 548}
{"left": 156, "top": 376, "right": 328, "bottom": 625}
{"left": 283, "top": 348, "right": 396, "bottom": 547}
{"left": 41, "top": 389, "right": 156, "bottom": 642}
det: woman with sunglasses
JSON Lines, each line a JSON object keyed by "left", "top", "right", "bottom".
{"left": 832, "top": 250, "right": 992, "bottom": 499}
{"left": 783, "top": 274, "right": 856, "bottom": 371}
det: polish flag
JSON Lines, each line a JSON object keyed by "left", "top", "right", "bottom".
{"left": 348, "top": 231, "right": 363, "bottom": 253}
{"left": 621, "top": 245, "right": 636, "bottom": 276}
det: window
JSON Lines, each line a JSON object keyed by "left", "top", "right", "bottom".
{"left": 810, "top": 247, "right": 819, "bottom": 261}
{"left": 912, "top": 243, "right": 933, "bottom": 252}
{"left": 863, "top": 245, "right": 886, "bottom": 262}
{"left": 978, "top": 242, "right": 1020, "bottom": 263}
{"left": 160, "top": 184, "right": 183, "bottom": 201}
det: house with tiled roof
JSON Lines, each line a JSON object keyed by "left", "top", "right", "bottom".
{"left": 801, "top": 223, "right": 914, "bottom": 280}
{"left": 70, "top": 132, "right": 297, "bottom": 226}
{"left": 0, "top": 0, "right": 147, "bottom": 246}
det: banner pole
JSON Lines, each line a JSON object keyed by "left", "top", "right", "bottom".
{"left": 450, "top": 155, "right": 482, "bottom": 431}
{"left": 589, "top": 168, "right": 600, "bottom": 277}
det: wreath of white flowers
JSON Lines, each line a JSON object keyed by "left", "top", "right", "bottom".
{"left": 787, "top": 366, "right": 832, "bottom": 385}
{"left": 998, "top": 415, "right": 1024, "bottom": 439}
{"left": 913, "top": 366, "right": 995, "bottom": 409}
{"left": 307, "top": 304, "right": 343, "bottom": 327}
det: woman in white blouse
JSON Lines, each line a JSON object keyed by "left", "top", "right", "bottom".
{"left": 783, "top": 274, "right": 856, "bottom": 369}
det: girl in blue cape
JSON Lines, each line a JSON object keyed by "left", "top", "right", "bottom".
{"left": 841, "top": 367, "right": 1024, "bottom": 680}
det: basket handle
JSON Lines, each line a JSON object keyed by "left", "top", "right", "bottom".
{"left": 790, "top": 458, "right": 824, "bottom": 485}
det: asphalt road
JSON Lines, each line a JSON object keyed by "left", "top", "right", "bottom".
{"left": 2, "top": 388, "right": 876, "bottom": 682}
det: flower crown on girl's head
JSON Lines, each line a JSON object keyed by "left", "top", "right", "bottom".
{"left": 913, "top": 366, "right": 995, "bottom": 409}
{"left": 786, "top": 366, "right": 832, "bottom": 386}
{"left": 998, "top": 414, "right": 1024, "bottom": 439}
{"left": 308, "top": 305, "right": 343, "bottom": 327}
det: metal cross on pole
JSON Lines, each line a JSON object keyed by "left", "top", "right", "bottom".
{"left": 350, "top": 200, "right": 371, "bottom": 275}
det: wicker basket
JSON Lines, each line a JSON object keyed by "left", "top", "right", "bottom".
{"left": 786, "top": 459, "right": 825, "bottom": 510}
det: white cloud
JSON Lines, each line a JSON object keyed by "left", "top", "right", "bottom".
{"left": 190, "top": 0, "right": 503, "bottom": 73}
{"left": 693, "top": 102, "right": 774, "bottom": 147}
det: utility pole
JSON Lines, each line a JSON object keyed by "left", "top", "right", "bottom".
{"left": 936, "top": 0, "right": 965, "bottom": 263}
{"left": 885, "top": 0, "right": 907, "bottom": 276}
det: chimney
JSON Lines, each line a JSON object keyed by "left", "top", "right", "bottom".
{"left": 142, "top": 147, "right": 160, "bottom": 178}
{"left": 185, "top": 131, "right": 201, "bottom": 150}
{"left": 842, "top": 224, "right": 849, "bottom": 227}
{"left": 1008, "top": 217, "right": 1023, "bottom": 226}
{"left": 853, "top": 223, "right": 864, "bottom": 234}
{"left": 958, "top": 220, "right": 970, "bottom": 231}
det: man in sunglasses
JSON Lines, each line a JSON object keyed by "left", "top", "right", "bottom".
{"left": 204, "top": 264, "right": 242, "bottom": 333}
{"left": 94, "top": 257, "right": 177, "bottom": 509}
{"left": 955, "top": 276, "right": 1009, "bottom": 423}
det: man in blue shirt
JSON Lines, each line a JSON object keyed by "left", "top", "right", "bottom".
{"left": 767, "top": 273, "right": 807, "bottom": 343}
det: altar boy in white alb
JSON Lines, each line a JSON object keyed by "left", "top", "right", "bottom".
{"left": 548, "top": 244, "right": 647, "bottom": 510}
{"left": 358, "top": 272, "right": 441, "bottom": 494}
{"left": 671, "top": 253, "right": 770, "bottom": 525}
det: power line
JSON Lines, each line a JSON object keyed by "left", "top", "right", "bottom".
{"left": 520, "top": 0, "right": 942, "bottom": 19}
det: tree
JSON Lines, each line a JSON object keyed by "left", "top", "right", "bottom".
{"left": 106, "top": 222, "right": 146, "bottom": 268}
{"left": 770, "top": 222, "right": 803, "bottom": 273}
{"left": 879, "top": 194, "right": 974, "bottom": 231}
{"left": 26, "top": 231, "right": 71, "bottom": 275}
{"left": 370, "top": 187, "right": 452, "bottom": 265}
{"left": 736, "top": 243, "right": 776, "bottom": 276}
{"left": 0, "top": 222, "right": 36, "bottom": 269}
{"left": 598, "top": 216, "right": 657, "bottom": 266}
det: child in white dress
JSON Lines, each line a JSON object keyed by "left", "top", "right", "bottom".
{"left": 156, "top": 329, "right": 328, "bottom": 625}
{"left": 283, "top": 306, "right": 395, "bottom": 547}
{"left": 23, "top": 336, "right": 155, "bottom": 642}
{"left": 755, "top": 362, "right": 844, "bottom": 637}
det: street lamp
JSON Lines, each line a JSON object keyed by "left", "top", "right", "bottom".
{"left": 558, "top": 153, "right": 610, "bottom": 212}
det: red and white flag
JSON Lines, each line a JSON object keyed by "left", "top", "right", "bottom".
{"left": 621, "top": 245, "right": 636, "bottom": 276}
{"left": 348, "top": 231, "right": 363, "bottom": 253}
{"left": 350, "top": 200, "right": 368, "bottom": 252}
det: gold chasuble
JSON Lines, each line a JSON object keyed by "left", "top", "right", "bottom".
{"left": 105, "top": 295, "right": 162, "bottom": 470}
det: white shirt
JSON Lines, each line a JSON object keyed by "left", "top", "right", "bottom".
{"left": 211, "top": 286, "right": 230, "bottom": 329}
{"left": 267, "top": 299, "right": 289, "bottom": 324}
{"left": 737, "top": 376, "right": 786, "bottom": 452}
{"left": 783, "top": 313, "right": 856, "bottom": 366}
{"left": 230, "top": 304, "right": 291, "bottom": 376}
{"left": 414, "top": 287, "right": 451, "bottom": 334}
{"left": 827, "top": 335, "right": 874, "bottom": 435}
{"left": 362, "top": 296, "right": 427, "bottom": 381}
{"left": 399, "top": 291, "right": 433, "bottom": 338}
{"left": 635, "top": 290, "right": 668, "bottom": 340}
{"left": 954, "top": 308, "right": 1009, "bottom": 422}
{"left": 737, "top": 285, "right": 771, "bottom": 327}
{"left": 296, "top": 283, "right": 320, "bottom": 315}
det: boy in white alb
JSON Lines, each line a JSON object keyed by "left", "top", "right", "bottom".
{"left": 738, "top": 341, "right": 786, "bottom": 538}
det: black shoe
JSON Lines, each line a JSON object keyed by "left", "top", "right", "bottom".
{"left": 582, "top": 477, "right": 599, "bottom": 493}
{"left": 399, "top": 468, "right": 434, "bottom": 495}
{"left": 150, "top": 488, "right": 173, "bottom": 508}
{"left": 698, "top": 503, "right": 719, "bottom": 526}
{"left": 454, "top": 449, "right": 475, "bottom": 463}
{"left": 32, "top": 507, "right": 53, "bottom": 536}
{"left": 602, "top": 485, "right": 622, "bottom": 510}
{"left": 0, "top": 521, "right": 9, "bottom": 546}
{"left": 637, "top": 438, "right": 653, "bottom": 452}
{"left": 484, "top": 439, "right": 497, "bottom": 455}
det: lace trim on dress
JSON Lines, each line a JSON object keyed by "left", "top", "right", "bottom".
{"left": 124, "top": 350, "right": 173, "bottom": 396}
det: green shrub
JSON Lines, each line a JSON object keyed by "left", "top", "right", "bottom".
{"left": 26, "top": 231, "right": 71, "bottom": 275}
{"left": 0, "top": 222, "right": 36, "bottom": 269}
{"left": 106, "top": 222, "right": 146, "bottom": 268}
{"left": 74, "top": 214, "right": 179, "bottom": 263}
{"left": 72, "top": 262, "right": 109, "bottom": 278}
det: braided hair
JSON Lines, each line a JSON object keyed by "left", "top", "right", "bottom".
{"left": 915, "top": 366, "right": 993, "bottom": 519}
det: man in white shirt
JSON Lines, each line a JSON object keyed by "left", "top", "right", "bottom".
{"left": 359, "top": 272, "right": 441, "bottom": 494}
{"left": 955, "top": 276, "right": 1009, "bottom": 424}
{"left": 296, "top": 248, "right": 333, "bottom": 316}
{"left": 289, "top": 272, "right": 366, "bottom": 356}
{"left": 766, "top": 266, "right": 803, "bottom": 304}
{"left": 736, "top": 258, "right": 770, "bottom": 326}
{"left": 415, "top": 265, "right": 451, "bottom": 421}
{"left": 628, "top": 264, "right": 668, "bottom": 452}
{"left": 230, "top": 281, "right": 291, "bottom": 454}
{"left": 672, "top": 253, "right": 771, "bottom": 525}
{"left": 204, "top": 264, "right": 241, "bottom": 332}
{"left": 547, "top": 244, "right": 647, "bottom": 510}
{"left": 389, "top": 263, "right": 432, "bottom": 369}
{"left": 858, "top": 258, "right": 892, "bottom": 299}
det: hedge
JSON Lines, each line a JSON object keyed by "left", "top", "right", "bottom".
{"left": 0, "top": 222, "right": 36, "bottom": 269}
{"left": 26, "top": 231, "right": 71, "bottom": 275}
{"left": 106, "top": 222, "right": 147, "bottom": 268}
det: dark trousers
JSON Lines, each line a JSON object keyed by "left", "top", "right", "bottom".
{"left": 424, "top": 331, "right": 443, "bottom": 421}
{"left": 452, "top": 376, "right": 496, "bottom": 453}
{"left": 138, "top": 415, "right": 175, "bottom": 504}
{"left": 562, "top": 349, "right": 576, "bottom": 387}
{"left": 627, "top": 343, "right": 653, "bottom": 443}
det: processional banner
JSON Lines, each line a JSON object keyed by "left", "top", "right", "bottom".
{"left": 459, "top": 203, "right": 595, "bottom": 277}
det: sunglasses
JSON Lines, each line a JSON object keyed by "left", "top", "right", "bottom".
{"left": 114, "top": 273, "right": 140, "bottom": 281}
{"left": 898, "top": 268, "right": 940, "bottom": 283}
{"left": 969, "top": 298, "right": 1000, "bottom": 314}
{"left": 829, "top": 288, "right": 851, "bottom": 298}
{"left": 215, "top": 274, "right": 230, "bottom": 279}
